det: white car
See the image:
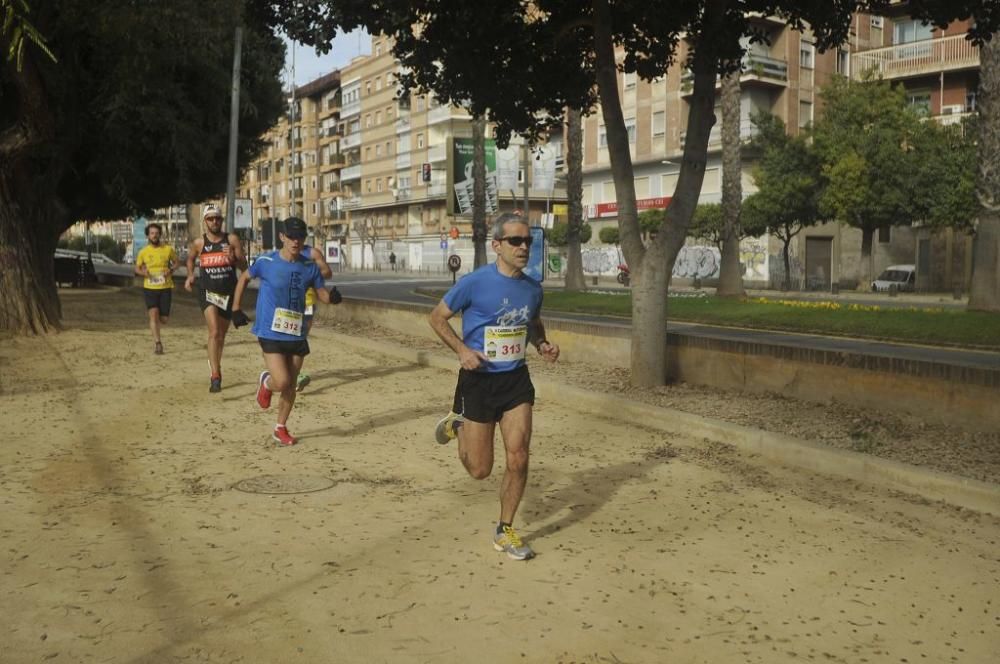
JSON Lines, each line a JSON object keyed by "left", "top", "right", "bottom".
{"left": 871, "top": 264, "right": 916, "bottom": 292}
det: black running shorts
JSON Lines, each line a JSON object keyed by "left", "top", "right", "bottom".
{"left": 197, "top": 287, "right": 234, "bottom": 320}
{"left": 452, "top": 365, "right": 535, "bottom": 424}
{"left": 258, "top": 338, "right": 310, "bottom": 357}
{"left": 143, "top": 288, "right": 172, "bottom": 316}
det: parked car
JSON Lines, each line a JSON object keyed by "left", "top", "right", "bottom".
{"left": 871, "top": 264, "right": 916, "bottom": 293}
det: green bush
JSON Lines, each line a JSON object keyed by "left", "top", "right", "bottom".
{"left": 547, "top": 221, "right": 592, "bottom": 246}
{"left": 599, "top": 226, "right": 620, "bottom": 244}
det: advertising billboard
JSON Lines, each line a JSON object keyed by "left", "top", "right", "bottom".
{"left": 449, "top": 137, "right": 499, "bottom": 216}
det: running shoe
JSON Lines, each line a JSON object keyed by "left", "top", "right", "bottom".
{"left": 272, "top": 425, "right": 297, "bottom": 446}
{"left": 154, "top": 341, "right": 164, "bottom": 355}
{"left": 256, "top": 371, "right": 272, "bottom": 409}
{"left": 209, "top": 375, "right": 222, "bottom": 393}
{"left": 296, "top": 373, "right": 311, "bottom": 392}
{"left": 493, "top": 524, "right": 535, "bottom": 561}
{"left": 434, "top": 411, "right": 464, "bottom": 445}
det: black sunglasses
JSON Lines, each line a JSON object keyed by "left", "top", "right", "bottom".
{"left": 499, "top": 236, "right": 533, "bottom": 247}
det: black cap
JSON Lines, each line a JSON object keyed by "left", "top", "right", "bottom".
{"left": 282, "top": 217, "right": 308, "bottom": 239}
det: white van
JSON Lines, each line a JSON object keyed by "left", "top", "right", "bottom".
{"left": 871, "top": 264, "right": 916, "bottom": 292}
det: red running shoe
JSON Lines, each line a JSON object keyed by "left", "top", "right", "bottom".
{"left": 256, "top": 371, "right": 272, "bottom": 409}
{"left": 272, "top": 425, "right": 297, "bottom": 446}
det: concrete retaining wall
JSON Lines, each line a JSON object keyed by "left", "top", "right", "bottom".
{"left": 324, "top": 297, "right": 1000, "bottom": 431}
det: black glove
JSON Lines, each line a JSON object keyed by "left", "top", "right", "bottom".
{"left": 329, "top": 286, "right": 343, "bottom": 304}
{"left": 232, "top": 310, "right": 250, "bottom": 328}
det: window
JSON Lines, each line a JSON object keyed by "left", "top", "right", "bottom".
{"left": 311, "top": 203, "right": 318, "bottom": 216}
{"left": 375, "top": 77, "right": 382, "bottom": 91}
{"left": 837, "top": 48, "right": 850, "bottom": 76}
{"left": 624, "top": 71, "right": 636, "bottom": 89}
{"left": 893, "top": 19, "right": 933, "bottom": 44}
{"left": 365, "top": 146, "right": 371, "bottom": 161}
{"left": 385, "top": 140, "right": 392, "bottom": 155}
{"left": 598, "top": 125, "right": 607, "bottom": 148}
{"left": 798, "top": 100, "right": 813, "bottom": 128}
{"left": 386, "top": 105, "right": 394, "bottom": 119}
{"left": 375, "top": 144, "right": 382, "bottom": 157}
{"left": 365, "top": 80, "right": 371, "bottom": 95}
{"left": 398, "top": 175, "right": 411, "bottom": 189}
{"left": 634, "top": 176, "right": 649, "bottom": 198}
{"left": 602, "top": 181, "right": 615, "bottom": 202}
{"left": 624, "top": 117, "right": 636, "bottom": 143}
{"left": 416, "top": 96, "right": 426, "bottom": 111}
{"left": 375, "top": 43, "right": 382, "bottom": 57}
{"left": 800, "top": 39, "right": 814, "bottom": 69}
{"left": 870, "top": 16, "right": 884, "bottom": 29}
{"left": 377, "top": 216, "right": 384, "bottom": 227}
{"left": 375, "top": 111, "right": 382, "bottom": 125}
{"left": 377, "top": 179, "right": 383, "bottom": 193}
{"left": 906, "top": 90, "right": 932, "bottom": 116}
{"left": 365, "top": 114, "right": 372, "bottom": 128}
{"left": 311, "top": 176, "right": 317, "bottom": 191}
{"left": 652, "top": 111, "right": 666, "bottom": 137}
{"left": 417, "top": 133, "right": 424, "bottom": 149}
{"left": 366, "top": 179, "right": 372, "bottom": 193}
{"left": 582, "top": 183, "right": 593, "bottom": 206}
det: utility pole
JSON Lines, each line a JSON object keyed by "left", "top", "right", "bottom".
{"left": 521, "top": 142, "right": 529, "bottom": 220}
{"left": 224, "top": 26, "right": 243, "bottom": 234}
{"left": 288, "top": 43, "right": 296, "bottom": 220}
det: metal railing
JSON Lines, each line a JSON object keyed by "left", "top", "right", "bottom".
{"left": 342, "top": 195, "right": 363, "bottom": 209}
{"left": 341, "top": 164, "right": 361, "bottom": 181}
{"left": 341, "top": 133, "right": 362, "bottom": 149}
{"left": 851, "top": 34, "right": 980, "bottom": 80}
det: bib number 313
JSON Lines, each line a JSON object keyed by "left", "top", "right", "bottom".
{"left": 271, "top": 307, "right": 303, "bottom": 336}
{"left": 484, "top": 326, "right": 527, "bottom": 361}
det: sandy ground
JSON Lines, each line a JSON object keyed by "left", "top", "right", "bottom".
{"left": 1, "top": 287, "right": 998, "bottom": 664}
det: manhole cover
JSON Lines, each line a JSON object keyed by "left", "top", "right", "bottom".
{"left": 233, "top": 475, "right": 336, "bottom": 494}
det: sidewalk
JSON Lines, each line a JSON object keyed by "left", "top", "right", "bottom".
{"left": 1, "top": 288, "right": 997, "bottom": 663}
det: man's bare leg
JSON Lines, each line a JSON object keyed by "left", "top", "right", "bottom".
{"left": 497, "top": 402, "right": 532, "bottom": 524}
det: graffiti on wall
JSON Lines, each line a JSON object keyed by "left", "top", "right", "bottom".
{"left": 672, "top": 245, "right": 720, "bottom": 279}
{"left": 740, "top": 236, "right": 769, "bottom": 282}
{"left": 581, "top": 247, "right": 620, "bottom": 275}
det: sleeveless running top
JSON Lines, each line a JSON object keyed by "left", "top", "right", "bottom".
{"left": 198, "top": 234, "right": 237, "bottom": 293}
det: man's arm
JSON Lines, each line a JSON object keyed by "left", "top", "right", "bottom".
{"left": 429, "top": 300, "right": 487, "bottom": 370}
{"left": 310, "top": 247, "right": 333, "bottom": 279}
{"left": 184, "top": 238, "right": 201, "bottom": 291}
{"left": 133, "top": 250, "right": 147, "bottom": 277}
{"left": 528, "top": 316, "right": 559, "bottom": 363}
{"left": 229, "top": 233, "right": 248, "bottom": 271}
{"left": 231, "top": 270, "right": 251, "bottom": 312}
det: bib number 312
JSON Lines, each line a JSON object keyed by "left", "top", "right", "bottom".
{"left": 271, "top": 307, "right": 303, "bottom": 336}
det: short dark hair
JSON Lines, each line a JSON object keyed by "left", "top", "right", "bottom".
{"left": 145, "top": 223, "right": 162, "bottom": 237}
{"left": 492, "top": 212, "right": 528, "bottom": 240}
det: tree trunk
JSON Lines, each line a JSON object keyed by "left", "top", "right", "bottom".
{"left": 969, "top": 32, "right": 1000, "bottom": 311}
{"left": 472, "top": 115, "right": 488, "bottom": 268}
{"left": 592, "top": 0, "right": 722, "bottom": 387}
{"left": 717, "top": 69, "right": 745, "bottom": 298}
{"left": 564, "top": 107, "right": 586, "bottom": 291}
{"left": 0, "top": 171, "right": 63, "bottom": 333}
{"left": 860, "top": 225, "right": 874, "bottom": 287}
{"left": 782, "top": 235, "right": 793, "bottom": 291}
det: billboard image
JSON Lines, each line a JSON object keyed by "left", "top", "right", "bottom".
{"left": 450, "top": 137, "right": 499, "bottom": 216}
{"left": 524, "top": 226, "right": 545, "bottom": 282}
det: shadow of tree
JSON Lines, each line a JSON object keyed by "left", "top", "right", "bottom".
{"left": 296, "top": 404, "right": 444, "bottom": 441}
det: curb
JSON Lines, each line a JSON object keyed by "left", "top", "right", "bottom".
{"left": 322, "top": 330, "right": 1000, "bottom": 517}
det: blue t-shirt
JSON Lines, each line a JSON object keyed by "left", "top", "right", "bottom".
{"left": 443, "top": 263, "right": 543, "bottom": 373}
{"left": 249, "top": 250, "right": 325, "bottom": 341}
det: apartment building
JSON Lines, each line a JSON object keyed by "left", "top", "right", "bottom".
{"left": 579, "top": 15, "right": 839, "bottom": 285}
{"left": 238, "top": 71, "right": 343, "bottom": 252}
{"left": 580, "top": 8, "right": 981, "bottom": 292}
{"left": 342, "top": 35, "right": 566, "bottom": 271}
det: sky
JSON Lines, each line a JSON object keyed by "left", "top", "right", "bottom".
{"left": 282, "top": 28, "right": 371, "bottom": 88}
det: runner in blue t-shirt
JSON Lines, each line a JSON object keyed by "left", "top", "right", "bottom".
{"left": 231, "top": 217, "right": 342, "bottom": 446}
{"left": 429, "top": 212, "right": 560, "bottom": 561}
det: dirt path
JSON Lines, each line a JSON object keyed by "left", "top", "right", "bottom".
{"left": 1, "top": 289, "right": 997, "bottom": 663}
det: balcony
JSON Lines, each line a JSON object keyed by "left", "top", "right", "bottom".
{"left": 326, "top": 181, "right": 341, "bottom": 193}
{"left": 293, "top": 163, "right": 303, "bottom": 174}
{"left": 341, "top": 132, "right": 361, "bottom": 150}
{"left": 342, "top": 195, "right": 363, "bottom": 209}
{"left": 681, "top": 53, "right": 787, "bottom": 94}
{"left": 851, "top": 34, "right": 980, "bottom": 81}
{"left": 327, "top": 153, "right": 346, "bottom": 168}
{"left": 680, "top": 120, "right": 758, "bottom": 150}
{"left": 395, "top": 152, "right": 411, "bottom": 169}
{"left": 395, "top": 115, "right": 411, "bottom": 133}
{"left": 427, "top": 143, "right": 447, "bottom": 163}
{"left": 426, "top": 183, "right": 448, "bottom": 197}
{"left": 427, "top": 105, "right": 467, "bottom": 125}
{"left": 293, "top": 138, "right": 302, "bottom": 148}
{"left": 326, "top": 96, "right": 341, "bottom": 112}
{"left": 933, "top": 110, "right": 976, "bottom": 127}
{"left": 341, "top": 164, "right": 361, "bottom": 181}
{"left": 342, "top": 98, "right": 361, "bottom": 118}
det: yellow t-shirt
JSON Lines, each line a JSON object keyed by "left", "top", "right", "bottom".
{"left": 136, "top": 244, "right": 178, "bottom": 290}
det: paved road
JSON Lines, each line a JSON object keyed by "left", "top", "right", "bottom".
{"left": 94, "top": 266, "right": 1000, "bottom": 371}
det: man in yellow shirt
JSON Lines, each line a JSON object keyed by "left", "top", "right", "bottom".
{"left": 134, "top": 223, "right": 179, "bottom": 355}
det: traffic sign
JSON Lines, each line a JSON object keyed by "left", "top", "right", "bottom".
{"left": 440, "top": 240, "right": 448, "bottom": 250}
{"left": 449, "top": 226, "right": 460, "bottom": 240}
{"left": 448, "top": 254, "right": 462, "bottom": 284}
